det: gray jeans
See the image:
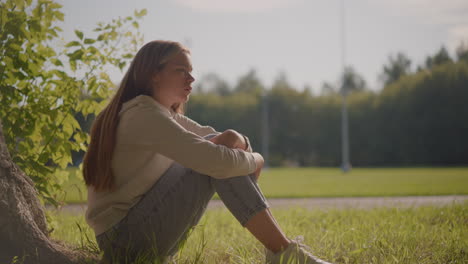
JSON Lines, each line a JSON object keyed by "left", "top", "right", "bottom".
{"left": 96, "top": 134, "right": 269, "bottom": 263}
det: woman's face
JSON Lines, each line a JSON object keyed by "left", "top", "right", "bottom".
{"left": 152, "top": 51, "right": 194, "bottom": 109}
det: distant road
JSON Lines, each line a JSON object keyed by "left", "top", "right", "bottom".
{"left": 49, "top": 195, "right": 468, "bottom": 214}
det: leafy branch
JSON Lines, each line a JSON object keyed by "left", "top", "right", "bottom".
{"left": 0, "top": 0, "right": 146, "bottom": 206}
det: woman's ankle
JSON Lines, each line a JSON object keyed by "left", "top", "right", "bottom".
{"left": 269, "top": 237, "right": 291, "bottom": 254}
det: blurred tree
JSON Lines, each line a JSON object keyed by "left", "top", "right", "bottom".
{"left": 380, "top": 52, "right": 412, "bottom": 87}
{"left": 424, "top": 46, "right": 453, "bottom": 69}
{"left": 271, "top": 71, "right": 294, "bottom": 90}
{"left": 185, "top": 46, "right": 468, "bottom": 167}
{"left": 320, "top": 81, "right": 337, "bottom": 95}
{"left": 340, "top": 66, "right": 367, "bottom": 95}
{"left": 195, "top": 73, "right": 231, "bottom": 96}
{"left": 301, "top": 84, "right": 314, "bottom": 97}
{"left": 456, "top": 41, "right": 468, "bottom": 62}
{"left": 234, "top": 69, "right": 264, "bottom": 96}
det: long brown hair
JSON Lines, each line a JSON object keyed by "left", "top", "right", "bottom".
{"left": 83, "top": 40, "right": 190, "bottom": 191}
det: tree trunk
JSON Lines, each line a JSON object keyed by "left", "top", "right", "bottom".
{"left": 0, "top": 120, "right": 97, "bottom": 264}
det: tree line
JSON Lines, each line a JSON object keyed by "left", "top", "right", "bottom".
{"left": 185, "top": 45, "right": 468, "bottom": 167}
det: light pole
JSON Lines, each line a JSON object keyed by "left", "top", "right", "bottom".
{"left": 261, "top": 91, "right": 270, "bottom": 168}
{"left": 340, "top": 0, "right": 351, "bottom": 172}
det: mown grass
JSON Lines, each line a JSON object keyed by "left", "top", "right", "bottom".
{"left": 48, "top": 203, "right": 468, "bottom": 263}
{"left": 258, "top": 167, "right": 468, "bottom": 198}
{"left": 61, "top": 167, "right": 468, "bottom": 203}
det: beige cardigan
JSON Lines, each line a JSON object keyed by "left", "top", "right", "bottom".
{"left": 85, "top": 95, "right": 256, "bottom": 235}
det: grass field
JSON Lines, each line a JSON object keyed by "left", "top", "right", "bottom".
{"left": 48, "top": 203, "right": 468, "bottom": 264}
{"left": 60, "top": 167, "right": 468, "bottom": 204}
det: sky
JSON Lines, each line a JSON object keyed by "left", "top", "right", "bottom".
{"left": 56, "top": 0, "right": 468, "bottom": 93}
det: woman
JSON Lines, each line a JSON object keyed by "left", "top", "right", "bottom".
{"left": 83, "top": 40, "right": 332, "bottom": 264}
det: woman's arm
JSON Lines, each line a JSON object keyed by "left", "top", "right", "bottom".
{"left": 121, "top": 107, "right": 257, "bottom": 179}
{"left": 208, "top": 129, "right": 263, "bottom": 180}
{"left": 173, "top": 113, "right": 219, "bottom": 137}
{"left": 174, "top": 114, "right": 253, "bottom": 152}
{"left": 174, "top": 114, "right": 258, "bottom": 176}
{"left": 208, "top": 129, "right": 250, "bottom": 151}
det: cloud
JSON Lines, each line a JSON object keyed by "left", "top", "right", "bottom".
{"left": 173, "top": 0, "right": 303, "bottom": 13}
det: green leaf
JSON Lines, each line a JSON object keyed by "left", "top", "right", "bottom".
{"left": 97, "top": 33, "right": 106, "bottom": 41}
{"left": 118, "top": 61, "right": 126, "bottom": 70}
{"left": 68, "top": 49, "right": 84, "bottom": 60}
{"left": 49, "top": 2, "right": 63, "bottom": 10}
{"left": 123, "top": 53, "right": 133, "bottom": 59}
{"left": 65, "top": 41, "right": 81, "bottom": 47}
{"left": 74, "top": 29, "right": 84, "bottom": 40}
{"left": 70, "top": 60, "right": 77, "bottom": 71}
{"left": 9, "top": 43, "right": 22, "bottom": 51}
{"left": 29, "top": 19, "right": 41, "bottom": 32}
{"left": 55, "top": 11, "right": 64, "bottom": 21}
{"left": 84, "top": 38, "right": 95, "bottom": 44}
{"left": 134, "top": 9, "right": 147, "bottom": 18}
{"left": 51, "top": 58, "right": 63, "bottom": 66}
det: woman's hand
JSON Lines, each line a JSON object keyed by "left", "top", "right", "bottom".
{"left": 208, "top": 129, "right": 248, "bottom": 151}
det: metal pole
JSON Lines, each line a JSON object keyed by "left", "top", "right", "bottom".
{"left": 341, "top": 93, "right": 351, "bottom": 172}
{"left": 340, "top": 0, "right": 351, "bottom": 172}
{"left": 261, "top": 92, "right": 270, "bottom": 168}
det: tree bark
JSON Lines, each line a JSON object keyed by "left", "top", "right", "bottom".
{"left": 0, "top": 120, "right": 96, "bottom": 263}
